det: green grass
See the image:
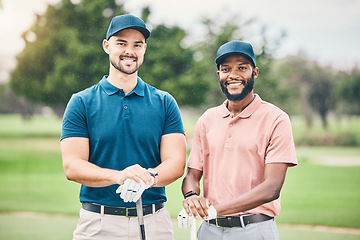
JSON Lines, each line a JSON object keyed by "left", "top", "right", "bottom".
{"left": 0, "top": 114, "right": 360, "bottom": 239}
{"left": 0, "top": 214, "right": 359, "bottom": 240}
{"left": 1, "top": 137, "right": 359, "bottom": 228}
{"left": 0, "top": 114, "right": 61, "bottom": 138}
{"left": 277, "top": 161, "right": 360, "bottom": 228}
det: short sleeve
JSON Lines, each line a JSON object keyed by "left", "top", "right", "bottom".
{"left": 265, "top": 113, "right": 297, "bottom": 166}
{"left": 162, "top": 93, "right": 185, "bottom": 135}
{"left": 187, "top": 117, "right": 204, "bottom": 171}
{"left": 60, "top": 94, "right": 89, "bottom": 141}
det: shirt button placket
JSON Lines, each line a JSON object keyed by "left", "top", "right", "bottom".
{"left": 123, "top": 98, "right": 129, "bottom": 117}
{"left": 225, "top": 122, "right": 233, "bottom": 148}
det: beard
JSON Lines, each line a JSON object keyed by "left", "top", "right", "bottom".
{"left": 219, "top": 72, "right": 255, "bottom": 101}
{"left": 110, "top": 55, "right": 142, "bottom": 75}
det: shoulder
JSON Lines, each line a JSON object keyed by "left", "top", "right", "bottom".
{"left": 257, "top": 98, "right": 289, "bottom": 119}
{"left": 143, "top": 82, "right": 177, "bottom": 103}
{"left": 197, "top": 104, "right": 223, "bottom": 125}
{"left": 73, "top": 82, "right": 101, "bottom": 99}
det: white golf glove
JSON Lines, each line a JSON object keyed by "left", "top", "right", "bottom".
{"left": 204, "top": 205, "right": 217, "bottom": 220}
{"left": 177, "top": 208, "right": 195, "bottom": 229}
{"left": 116, "top": 177, "right": 154, "bottom": 202}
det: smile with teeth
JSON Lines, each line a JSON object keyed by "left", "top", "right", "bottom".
{"left": 120, "top": 56, "right": 137, "bottom": 62}
{"left": 226, "top": 81, "right": 244, "bottom": 87}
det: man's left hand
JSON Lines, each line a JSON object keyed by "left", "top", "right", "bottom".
{"left": 116, "top": 177, "right": 154, "bottom": 202}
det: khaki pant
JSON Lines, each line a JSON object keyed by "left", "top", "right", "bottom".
{"left": 73, "top": 207, "right": 174, "bottom": 240}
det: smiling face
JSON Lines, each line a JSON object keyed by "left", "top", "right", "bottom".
{"left": 103, "top": 28, "right": 147, "bottom": 75}
{"left": 217, "top": 54, "right": 259, "bottom": 101}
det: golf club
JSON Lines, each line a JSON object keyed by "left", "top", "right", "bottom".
{"left": 190, "top": 218, "right": 196, "bottom": 240}
{"left": 136, "top": 197, "right": 146, "bottom": 240}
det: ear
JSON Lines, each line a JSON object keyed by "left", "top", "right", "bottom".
{"left": 143, "top": 43, "right": 147, "bottom": 53}
{"left": 103, "top": 39, "right": 109, "bottom": 54}
{"left": 217, "top": 70, "right": 220, "bottom": 78}
{"left": 252, "top": 67, "right": 259, "bottom": 79}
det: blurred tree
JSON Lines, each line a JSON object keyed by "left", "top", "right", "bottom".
{"left": 278, "top": 54, "right": 338, "bottom": 129}
{"left": 278, "top": 54, "right": 316, "bottom": 127}
{"left": 140, "top": 24, "right": 207, "bottom": 106}
{"left": 336, "top": 67, "right": 360, "bottom": 115}
{"left": 307, "top": 65, "right": 336, "bottom": 129}
{"left": 10, "top": 0, "right": 126, "bottom": 115}
{"left": 0, "top": 84, "right": 38, "bottom": 118}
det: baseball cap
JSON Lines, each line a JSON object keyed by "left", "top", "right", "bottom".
{"left": 215, "top": 41, "right": 256, "bottom": 69}
{"left": 106, "top": 14, "right": 150, "bottom": 40}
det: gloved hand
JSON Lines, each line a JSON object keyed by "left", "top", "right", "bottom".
{"left": 177, "top": 208, "right": 195, "bottom": 229}
{"left": 204, "top": 205, "right": 217, "bottom": 220}
{"left": 116, "top": 177, "right": 154, "bottom": 202}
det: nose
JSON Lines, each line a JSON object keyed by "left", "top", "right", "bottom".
{"left": 228, "top": 69, "right": 239, "bottom": 80}
{"left": 124, "top": 45, "right": 135, "bottom": 55}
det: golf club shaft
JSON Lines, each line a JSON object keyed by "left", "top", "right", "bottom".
{"left": 191, "top": 218, "right": 196, "bottom": 240}
{"left": 136, "top": 197, "right": 146, "bottom": 240}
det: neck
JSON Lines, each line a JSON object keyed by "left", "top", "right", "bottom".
{"left": 107, "top": 69, "right": 138, "bottom": 95}
{"left": 227, "top": 92, "right": 255, "bottom": 116}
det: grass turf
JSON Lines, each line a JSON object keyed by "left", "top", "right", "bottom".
{"left": 0, "top": 114, "right": 360, "bottom": 239}
{"left": 0, "top": 138, "right": 359, "bottom": 228}
{"left": 0, "top": 214, "right": 359, "bottom": 240}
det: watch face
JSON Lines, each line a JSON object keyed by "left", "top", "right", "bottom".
{"left": 148, "top": 168, "right": 158, "bottom": 176}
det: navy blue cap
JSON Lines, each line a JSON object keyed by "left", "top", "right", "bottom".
{"left": 106, "top": 14, "right": 150, "bottom": 40}
{"left": 215, "top": 41, "right": 256, "bottom": 69}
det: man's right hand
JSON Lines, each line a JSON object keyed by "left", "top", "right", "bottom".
{"left": 183, "top": 195, "right": 213, "bottom": 219}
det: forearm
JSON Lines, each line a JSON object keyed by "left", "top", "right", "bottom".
{"left": 63, "top": 157, "right": 120, "bottom": 187}
{"left": 215, "top": 179, "right": 282, "bottom": 216}
{"left": 156, "top": 133, "right": 186, "bottom": 187}
{"left": 154, "top": 154, "right": 185, "bottom": 187}
{"left": 181, "top": 172, "right": 201, "bottom": 195}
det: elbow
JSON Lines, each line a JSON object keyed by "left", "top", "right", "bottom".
{"left": 263, "top": 191, "right": 280, "bottom": 204}
{"left": 63, "top": 162, "right": 77, "bottom": 182}
{"left": 64, "top": 168, "right": 74, "bottom": 182}
{"left": 269, "top": 190, "right": 281, "bottom": 202}
{"left": 264, "top": 186, "right": 282, "bottom": 203}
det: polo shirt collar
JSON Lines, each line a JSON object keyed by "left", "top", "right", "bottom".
{"left": 99, "top": 75, "right": 145, "bottom": 97}
{"left": 221, "top": 94, "right": 262, "bottom": 118}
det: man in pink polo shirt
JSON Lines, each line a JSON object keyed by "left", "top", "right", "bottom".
{"left": 178, "top": 41, "right": 297, "bottom": 239}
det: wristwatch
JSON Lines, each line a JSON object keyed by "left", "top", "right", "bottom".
{"left": 148, "top": 168, "right": 158, "bottom": 187}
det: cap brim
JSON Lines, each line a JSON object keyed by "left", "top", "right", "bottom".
{"left": 215, "top": 52, "right": 256, "bottom": 68}
{"left": 106, "top": 26, "right": 150, "bottom": 40}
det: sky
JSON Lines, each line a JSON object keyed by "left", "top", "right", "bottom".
{"left": 1, "top": 0, "right": 360, "bottom": 82}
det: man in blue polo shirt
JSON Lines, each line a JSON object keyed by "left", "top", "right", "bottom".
{"left": 61, "top": 14, "right": 186, "bottom": 240}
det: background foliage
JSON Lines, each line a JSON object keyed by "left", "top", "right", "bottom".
{"left": 5, "top": 0, "right": 359, "bottom": 125}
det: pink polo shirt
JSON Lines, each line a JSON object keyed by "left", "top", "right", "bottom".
{"left": 187, "top": 94, "right": 297, "bottom": 217}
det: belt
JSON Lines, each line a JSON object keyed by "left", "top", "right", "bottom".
{"left": 209, "top": 214, "right": 273, "bottom": 228}
{"left": 82, "top": 202, "right": 164, "bottom": 217}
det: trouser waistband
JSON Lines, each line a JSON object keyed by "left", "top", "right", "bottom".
{"left": 82, "top": 202, "right": 164, "bottom": 217}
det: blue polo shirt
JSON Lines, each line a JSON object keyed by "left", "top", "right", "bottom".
{"left": 61, "top": 76, "right": 184, "bottom": 207}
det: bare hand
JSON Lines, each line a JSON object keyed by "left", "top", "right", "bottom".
{"left": 116, "top": 164, "right": 153, "bottom": 186}
{"left": 183, "top": 195, "right": 211, "bottom": 219}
